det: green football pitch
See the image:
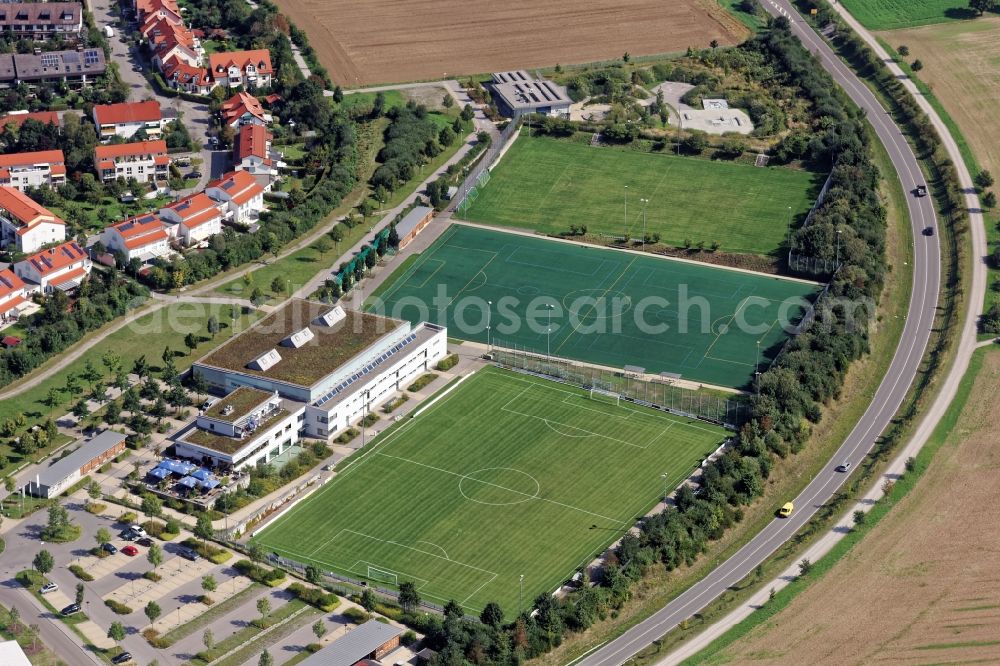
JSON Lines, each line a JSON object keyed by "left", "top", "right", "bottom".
{"left": 252, "top": 367, "right": 727, "bottom": 613}
{"left": 462, "top": 134, "right": 826, "bottom": 256}
{"left": 370, "top": 225, "right": 820, "bottom": 389}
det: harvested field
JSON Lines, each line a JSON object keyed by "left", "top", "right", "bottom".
{"left": 879, "top": 18, "right": 1000, "bottom": 177}
{"left": 273, "top": 0, "right": 748, "bottom": 86}
{"left": 708, "top": 350, "right": 1000, "bottom": 665}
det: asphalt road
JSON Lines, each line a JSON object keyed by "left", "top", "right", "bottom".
{"left": 576, "top": 2, "right": 941, "bottom": 664}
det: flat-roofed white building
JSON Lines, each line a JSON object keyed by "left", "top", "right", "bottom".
{"left": 192, "top": 299, "right": 447, "bottom": 440}
{"left": 172, "top": 387, "right": 304, "bottom": 470}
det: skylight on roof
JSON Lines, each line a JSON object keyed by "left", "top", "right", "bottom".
{"left": 248, "top": 348, "right": 281, "bottom": 372}
{"left": 314, "top": 305, "right": 346, "bottom": 327}
{"left": 282, "top": 328, "right": 314, "bottom": 349}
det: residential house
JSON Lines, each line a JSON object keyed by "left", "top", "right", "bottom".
{"left": 220, "top": 91, "right": 270, "bottom": 128}
{"left": 145, "top": 16, "right": 200, "bottom": 70}
{"left": 13, "top": 241, "right": 91, "bottom": 293}
{"left": 205, "top": 170, "right": 266, "bottom": 224}
{"left": 234, "top": 124, "right": 282, "bottom": 178}
{"left": 162, "top": 57, "right": 213, "bottom": 95}
{"left": 208, "top": 50, "right": 272, "bottom": 89}
{"left": 0, "top": 110, "right": 59, "bottom": 132}
{"left": 0, "top": 49, "right": 106, "bottom": 88}
{"left": 159, "top": 192, "right": 223, "bottom": 246}
{"left": 95, "top": 140, "right": 170, "bottom": 183}
{"left": 0, "top": 2, "right": 82, "bottom": 39}
{"left": 0, "top": 150, "right": 66, "bottom": 191}
{"left": 92, "top": 100, "right": 164, "bottom": 141}
{"left": 0, "top": 268, "right": 26, "bottom": 322}
{"left": 134, "top": 0, "right": 182, "bottom": 26}
{"left": 0, "top": 186, "right": 65, "bottom": 253}
{"left": 102, "top": 213, "right": 170, "bottom": 263}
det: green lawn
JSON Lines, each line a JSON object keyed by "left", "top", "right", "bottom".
{"left": 462, "top": 134, "right": 825, "bottom": 256}
{"left": 0, "top": 302, "right": 261, "bottom": 475}
{"left": 253, "top": 366, "right": 727, "bottom": 614}
{"left": 336, "top": 89, "right": 405, "bottom": 113}
{"left": 215, "top": 239, "right": 348, "bottom": 301}
{"left": 51, "top": 196, "right": 172, "bottom": 235}
{"left": 839, "top": 0, "right": 972, "bottom": 30}
{"left": 370, "top": 224, "right": 819, "bottom": 389}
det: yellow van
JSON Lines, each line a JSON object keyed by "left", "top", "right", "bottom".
{"left": 778, "top": 502, "right": 794, "bottom": 518}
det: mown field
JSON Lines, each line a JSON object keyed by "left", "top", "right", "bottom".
{"left": 705, "top": 350, "right": 1000, "bottom": 665}
{"left": 840, "top": 0, "right": 972, "bottom": 30}
{"left": 463, "top": 134, "right": 824, "bottom": 256}
{"left": 253, "top": 367, "right": 727, "bottom": 613}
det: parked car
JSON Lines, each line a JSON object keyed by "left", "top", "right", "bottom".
{"left": 835, "top": 461, "right": 853, "bottom": 473}
{"left": 137, "top": 537, "right": 154, "bottom": 547}
{"left": 186, "top": 171, "right": 202, "bottom": 179}
{"left": 61, "top": 603, "right": 81, "bottom": 616}
{"left": 129, "top": 525, "right": 148, "bottom": 538}
{"left": 102, "top": 542, "right": 118, "bottom": 554}
{"left": 40, "top": 582, "right": 58, "bottom": 594}
{"left": 178, "top": 548, "right": 198, "bottom": 561}
{"left": 119, "top": 530, "right": 136, "bottom": 541}
{"left": 122, "top": 545, "right": 139, "bottom": 556}
{"left": 111, "top": 652, "right": 133, "bottom": 664}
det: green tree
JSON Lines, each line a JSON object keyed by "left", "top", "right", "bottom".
{"left": 480, "top": 601, "right": 503, "bottom": 627}
{"left": 398, "top": 581, "right": 420, "bottom": 613}
{"left": 798, "top": 558, "right": 813, "bottom": 576}
{"left": 207, "top": 315, "right": 220, "bottom": 338}
{"left": 976, "top": 169, "right": 995, "bottom": 189}
{"left": 32, "top": 550, "right": 54, "bottom": 575}
{"left": 201, "top": 574, "right": 217, "bottom": 595}
{"left": 144, "top": 600, "right": 161, "bottom": 627}
{"left": 911, "top": 59, "right": 923, "bottom": 71}
{"left": 87, "top": 480, "right": 102, "bottom": 504}
{"left": 442, "top": 93, "right": 454, "bottom": 108}
{"left": 270, "top": 276, "right": 285, "bottom": 294}
{"left": 983, "top": 191, "right": 997, "bottom": 208}
{"left": 970, "top": 0, "right": 998, "bottom": 16}
{"left": 95, "top": 527, "right": 111, "bottom": 549}
{"left": 305, "top": 565, "right": 321, "bottom": 584}
{"left": 141, "top": 494, "right": 162, "bottom": 519}
{"left": 897, "top": 44, "right": 910, "bottom": 57}
{"left": 147, "top": 542, "right": 163, "bottom": 573}
{"left": 360, "top": 588, "right": 376, "bottom": 611}
{"left": 194, "top": 513, "right": 213, "bottom": 542}
{"left": 312, "top": 619, "right": 325, "bottom": 640}
{"left": 107, "top": 621, "right": 126, "bottom": 645}
{"left": 259, "top": 650, "right": 273, "bottom": 666}
{"left": 75, "top": 582, "right": 85, "bottom": 605}
{"left": 257, "top": 596, "right": 271, "bottom": 622}
{"left": 184, "top": 332, "right": 198, "bottom": 354}
{"left": 203, "top": 628, "right": 215, "bottom": 651}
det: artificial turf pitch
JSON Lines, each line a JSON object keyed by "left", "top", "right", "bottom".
{"left": 370, "top": 224, "right": 820, "bottom": 389}
{"left": 462, "top": 134, "right": 826, "bottom": 256}
{"left": 253, "top": 367, "right": 727, "bottom": 613}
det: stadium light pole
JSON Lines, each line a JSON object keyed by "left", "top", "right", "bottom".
{"left": 640, "top": 198, "right": 649, "bottom": 251}
{"left": 835, "top": 228, "right": 842, "bottom": 269}
{"left": 661, "top": 472, "right": 668, "bottom": 506}
{"left": 546, "top": 303, "right": 554, "bottom": 359}
{"left": 624, "top": 185, "right": 629, "bottom": 241}
{"left": 519, "top": 574, "right": 525, "bottom": 614}
{"left": 755, "top": 340, "right": 761, "bottom": 393}
{"left": 486, "top": 300, "right": 492, "bottom": 351}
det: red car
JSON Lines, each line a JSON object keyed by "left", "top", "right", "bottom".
{"left": 121, "top": 545, "right": 139, "bottom": 557}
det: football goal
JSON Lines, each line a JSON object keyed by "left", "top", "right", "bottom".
{"left": 589, "top": 388, "right": 621, "bottom": 407}
{"left": 367, "top": 566, "right": 398, "bottom": 586}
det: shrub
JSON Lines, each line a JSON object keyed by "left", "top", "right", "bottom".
{"left": 69, "top": 565, "right": 94, "bottom": 582}
{"left": 435, "top": 355, "right": 459, "bottom": 371}
{"left": 117, "top": 512, "right": 137, "bottom": 525}
{"left": 142, "top": 628, "right": 169, "bottom": 649}
{"left": 342, "top": 607, "right": 370, "bottom": 624}
{"left": 143, "top": 572, "right": 162, "bottom": 582}
{"left": 307, "top": 643, "right": 322, "bottom": 653}
{"left": 233, "top": 559, "right": 285, "bottom": 586}
{"left": 360, "top": 413, "right": 379, "bottom": 427}
{"left": 200, "top": 595, "right": 214, "bottom": 605}
{"left": 406, "top": 373, "right": 438, "bottom": 392}
{"left": 336, "top": 428, "right": 359, "bottom": 444}
{"left": 85, "top": 503, "right": 107, "bottom": 515}
{"left": 105, "top": 599, "right": 133, "bottom": 615}
{"left": 288, "top": 583, "right": 340, "bottom": 612}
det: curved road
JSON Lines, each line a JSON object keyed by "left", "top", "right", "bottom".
{"left": 578, "top": 2, "right": 941, "bottom": 664}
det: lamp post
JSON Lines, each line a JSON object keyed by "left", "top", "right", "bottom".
{"left": 640, "top": 198, "right": 649, "bottom": 251}
{"left": 546, "top": 303, "right": 554, "bottom": 359}
{"left": 486, "top": 300, "right": 492, "bottom": 351}
{"left": 519, "top": 574, "right": 524, "bottom": 614}
{"left": 755, "top": 340, "right": 761, "bottom": 392}
{"left": 623, "top": 185, "right": 629, "bottom": 241}
{"left": 835, "top": 228, "right": 842, "bottom": 269}
{"left": 661, "top": 472, "right": 668, "bottom": 506}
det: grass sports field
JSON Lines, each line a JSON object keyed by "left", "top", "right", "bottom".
{"left": 839, "top": 0, "right": 969, "bottom": 30}
{"left": 253, "top": 367, "right": 727, "bottom": 613}
{"left": 462, "top": 134, "right": 825, "bottom": 256}
{"left": 370, "top": 225, "right": 820, "bottom": 389}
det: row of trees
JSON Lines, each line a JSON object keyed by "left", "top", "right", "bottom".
{"left": 372, "top": 103, "right": 448, "bottom": 193}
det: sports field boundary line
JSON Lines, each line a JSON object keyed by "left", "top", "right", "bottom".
{"left": 448, "top": 219, "right": 822, "bottom": 286}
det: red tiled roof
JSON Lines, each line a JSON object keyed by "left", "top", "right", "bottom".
{"left": 221, "top": 91, "right": 267, "bottom": 126}
{"left": 0, "top": 111, "right": 59, "bottom": 132}
{"left": 236, "top": 124, "right": 272, "bottom": 162}
{"left": 207, "top": 170, "right": 263, "bottom": 206}
{"left": 135, "top": 0, "right": 181, "bottom": 22}
{"left": 1, "top": 335, "right": 21, "bottom": 347}
{"left": 93, "top": 100, "right": 162, "bottom": 127}
{"left": 123, "top": 228, "right": 168, "bottom": 250}
{"left": 209, "top": 49, "right": 272, "bottom": 78}
{"left": 22, "top": 241, "right": 86, "bottom": 276}
{"left": 0, "top": 268, "right": 25, "bottom": 297}
{"left": 0, "top": 186, "right": 63, "bottom": 227}
{"left": 162, "top": 56, "right": 211, "bottom": 87}
{"left": 0, "top": 296, "right": 25, "bottom": 317}
{"left": 95, "top": 140, "right": 168, "bottom": 161}
{"left": 0, "top": 149, "right": 65, "bottom": 168}
{"left": 162, "top": 192, "right": 219, "bottom": 228}
{"left": 49, "top": 266, "right": 88, "bottom": 287}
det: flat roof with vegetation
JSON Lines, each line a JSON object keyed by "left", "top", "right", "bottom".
{"left": 196, "top": 300, "right": 404, "bottom": 388}
{"left": 184, "top": 408, "right": 290, "bottom": 455}
{"left": 203, "top": 386, "right": 273, "bottom": 423}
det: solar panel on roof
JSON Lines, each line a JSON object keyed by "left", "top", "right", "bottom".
{"left": 40, "top": 54, "right": 59, "bottom": 69}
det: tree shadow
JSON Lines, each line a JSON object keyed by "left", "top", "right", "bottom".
{"left": 943, "top": 7, "right": 978, "bottom": 19}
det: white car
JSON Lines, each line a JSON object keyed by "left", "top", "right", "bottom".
{"left": 40, "top": 582, "right": 58, "bottom": 594}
